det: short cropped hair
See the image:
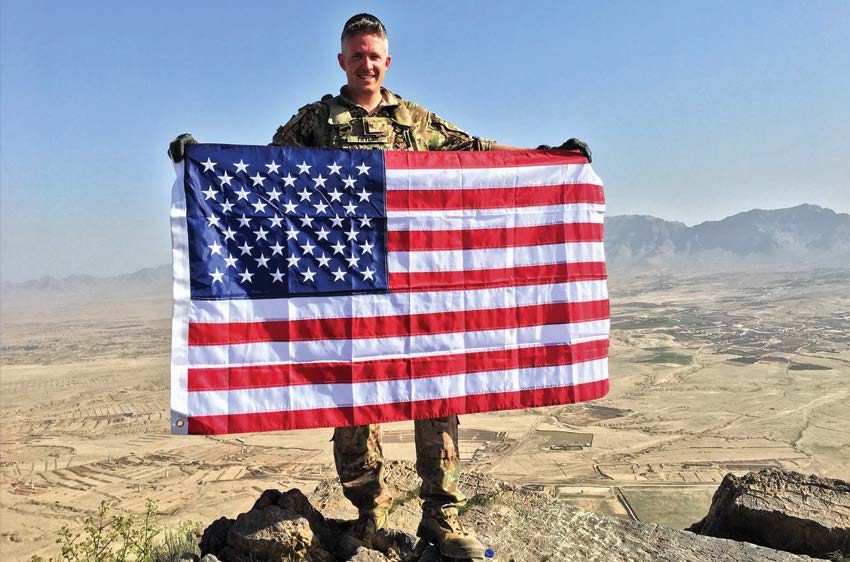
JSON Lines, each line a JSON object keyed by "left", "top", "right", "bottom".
{"left": 341, "top": 13, "right": 388, "bottom": 43}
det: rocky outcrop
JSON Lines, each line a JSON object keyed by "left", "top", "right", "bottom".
{"left": 689, "top": 469, "right": 850, "bottom": 559}
{"left": 199, "top": 461, "right": 815, "bottom": 561}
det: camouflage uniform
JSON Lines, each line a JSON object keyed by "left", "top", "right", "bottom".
{"left": 273, "top": 86, "right": 491, "bottom": 151}
{"left": 272, "top": 86, "right": 490, "bottom": 518}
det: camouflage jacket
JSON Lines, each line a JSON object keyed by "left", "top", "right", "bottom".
{"left": 272, "top": 87, "right": 492, "bottom": 151}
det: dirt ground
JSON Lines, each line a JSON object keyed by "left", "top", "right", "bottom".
{"left": 1, "top": 267, "right": 848, "bottom": 560}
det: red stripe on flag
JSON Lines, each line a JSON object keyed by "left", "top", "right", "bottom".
{"left": 386, "top": 184, "right": 604, "bottom": 211}
{"left": 390, "top": 261, "right": 607, "bottom": 292}
{"left": 187, "top": 378, "right": 609, "bottom": 434}
{"left": 385, "top": 149, "right": 589, "bottom": 169}
{"left": 188, "top": 300, "right": 610, "bottom": 346}
{"left": 187, "top": 339, "right": 609, "bottom": 391}
{"left": 388, "top": 222, "right": 603, "bottom": 252}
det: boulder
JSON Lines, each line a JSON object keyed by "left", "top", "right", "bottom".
{"left": 199, "top": 516, "right": 234, "bottom": 557}
{"left": 689, "top": 469, "right": 850, "bottom": 558}
{"left": 226, "top": 506, "right": 316, "bottom": 560}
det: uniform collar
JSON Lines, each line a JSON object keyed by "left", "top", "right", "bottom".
{"left": 338, "top": 86, "right": 400, "bottom": 110}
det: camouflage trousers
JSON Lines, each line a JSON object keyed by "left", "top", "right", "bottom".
{"left": 333, "top": 416, "right": 464, "bottom": 516}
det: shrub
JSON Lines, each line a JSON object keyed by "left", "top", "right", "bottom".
{"left": 30, "top": 499, "right": 201, "bottom": 562}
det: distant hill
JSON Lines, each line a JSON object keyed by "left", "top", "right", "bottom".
{"left": 0, "top": 265, "right": 171, "bottom": 303}
{"left": 606, "top": 204, "right": 850, "bottom": 268}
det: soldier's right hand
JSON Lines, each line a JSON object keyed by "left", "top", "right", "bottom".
{"left": 168, "top": 133, "right": 198, "bottom": 163}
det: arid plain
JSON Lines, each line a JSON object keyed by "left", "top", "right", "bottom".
{"left": 1, "top": 266, "right": 848, "bottom": 559}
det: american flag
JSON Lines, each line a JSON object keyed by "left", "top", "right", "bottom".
{"left": 170, "top": 144, "right": 609, "bottom": 435}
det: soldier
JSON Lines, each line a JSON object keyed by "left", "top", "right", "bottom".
{"left": 168, "top": 13, "right": 591, "bottom": 560}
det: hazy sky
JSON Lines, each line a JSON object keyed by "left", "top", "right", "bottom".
{"left": 1, "top": 1, "right": 848, "bottom": 282}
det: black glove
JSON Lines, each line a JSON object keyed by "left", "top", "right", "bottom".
{"left": 537, "top": 138, "right": 592, "bottom": 163}
{"left": 168, "top": 133, "right": 198, "bottom": 163}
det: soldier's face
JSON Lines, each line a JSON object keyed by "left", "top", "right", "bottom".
{"left": 338, "top": 34, "right": 391, "bottom": 98}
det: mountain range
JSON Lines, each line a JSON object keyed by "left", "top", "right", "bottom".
{"left": 2, "top": 204, "right": 848, "bottom": 299}
{"left": 605, "top": 204, "right": 850, "bottom": 268}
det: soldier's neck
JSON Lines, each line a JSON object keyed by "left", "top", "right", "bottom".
{"left": 350, "top": 91, "right": 383, "bottom": 114}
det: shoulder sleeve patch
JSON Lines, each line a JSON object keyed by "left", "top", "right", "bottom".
{"left": 272, "top": 101, "right": 325, "bottom": 147}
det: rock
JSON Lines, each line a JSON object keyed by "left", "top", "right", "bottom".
{"left": 226, "top": 505, "right": 316, "bottom": 560}
{"left": 689, "top": 469, "right": 850, "bottom": 558}
{"left": 199, "top": 516, "right": 234, "bottom": 556}
{"left": 372, "top": 528, "right": 417, "bottom": 560}
{"left": 199, "top": 556, "right": 222, "bottom": 562}
{"left": 346, "top": 546, "right": 391, "bottom": 561}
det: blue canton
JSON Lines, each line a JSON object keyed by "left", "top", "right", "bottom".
{"left": 183, "top": 144, "right": 387, "bottom": 299}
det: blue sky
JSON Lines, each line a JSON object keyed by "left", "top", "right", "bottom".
{"left": 1, "top": 0, "right": 848, "bottom": 282}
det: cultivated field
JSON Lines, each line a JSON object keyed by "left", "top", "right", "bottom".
{"left": 2, "top": 267, "right": 848, "bottom": 559}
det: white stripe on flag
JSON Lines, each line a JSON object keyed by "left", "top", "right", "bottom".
{"left": 386, "top": 163, "right": 602, "bottom": 190}
{"left": 189, "top": 280, "right": 608, "bottom": 323}
{"left": 388, "top": 241, "right": 605, "bottom": 273}
{"left": 386, "top": 204, "right": 605, "bottom": 231}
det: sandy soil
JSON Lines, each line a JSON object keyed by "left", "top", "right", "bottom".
{"left": 1, "top": 267, "right": 848, "bottom": 559}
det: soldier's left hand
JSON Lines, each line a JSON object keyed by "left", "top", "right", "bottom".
{"left": 537, "top": 138, "right": 592, "bottom": 163}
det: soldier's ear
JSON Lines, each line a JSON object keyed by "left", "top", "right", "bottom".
{"left": 337, "top": 52, "right": 346, "bottom": 71}
{"left": 385, "top": 55, "right": 391, "bottom": 69}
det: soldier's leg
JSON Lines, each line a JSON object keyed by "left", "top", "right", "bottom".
{"left": 333, "top": 423, "right": 392, "bottom": 514}
{"left": 414, "top": 415, "right": 464, "bottom": 512}
{"left": 414, "top": 415, "right": 484, "bottom": 558}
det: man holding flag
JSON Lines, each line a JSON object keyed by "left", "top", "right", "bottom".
{"left": 169, "top": 13, "right": 594, "bottom": 560}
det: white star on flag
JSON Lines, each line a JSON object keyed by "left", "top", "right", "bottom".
{"left": 269, "top": 241, "right": 285, "bottom": 255}
{"left": 300, "top": 268, "right": 317, "bottom": 283}
{"left": 250, "top": 172, "right": 266, "bottom": 187}
{"left": 282, "top": 200, "right": 299, "bottom": 214}
{"left": 286, "top": 254, "right": 301, "bottom": 268}
{"left": 327, "top": 188, "right": 344, "bottom": 202}
{"left": 316, "top": 253, "right": 332, "bottom": 268}
{"left": 217, "top": 171, "right": 234, "bottom": 186}
{"left": 238, "top": 241, "right": 254, "bottom": 255}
